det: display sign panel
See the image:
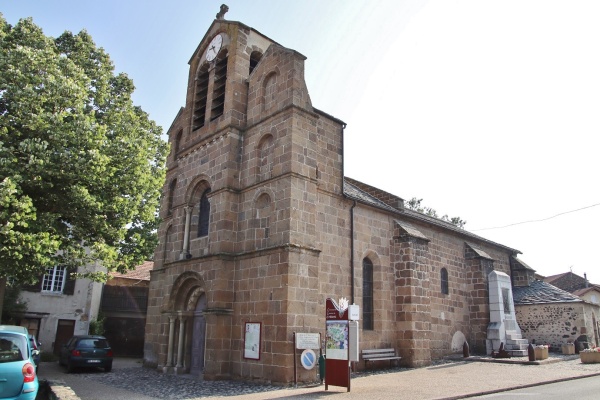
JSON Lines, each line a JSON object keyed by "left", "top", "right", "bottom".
{"left": 296, "top": 333, "right": 320, "bottom": 349}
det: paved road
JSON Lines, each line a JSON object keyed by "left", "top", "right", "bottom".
{"left": 472, "top": 375, "right": 600, "bottom": 399}
{"left": 37, "top": 355, "right": 600, "bottom": 400}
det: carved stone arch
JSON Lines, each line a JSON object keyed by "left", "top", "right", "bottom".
{"left": 261, "top": 67, "right": 281, "bottom": 112}
{"left": 195, "top": 58, "right": 210, "bottom": 76}
{"left": 361, "top": 250, "right": 382, "bottom": 267}
{"left": 184, "top": 177, "right": 212, "bottom": 239}
{"left": 168, "top": 271, "right": 206, "bottom": 312}
{"left": 253, "top": 189, "right": 275, "bottom": 218}
{"left": 185, "top": 175, "right": 212, "bottom": 206}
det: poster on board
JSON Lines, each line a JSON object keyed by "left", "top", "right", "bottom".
{"left": 326, "top": 320, "right": 349, "bottom": 360}
{"left": 244, "top": 322, "right": 261, "bottom": 360}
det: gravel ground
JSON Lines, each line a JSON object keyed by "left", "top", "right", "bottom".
{"left": 43, "top": 353, "right": 600, "bottom": 400}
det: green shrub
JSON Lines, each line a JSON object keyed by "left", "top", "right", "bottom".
{"left": 89, "top": 315, "right": 106, "bottom": 335}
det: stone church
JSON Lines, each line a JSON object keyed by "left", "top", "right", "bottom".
{"left": 144, "top": 9, "right": 524, "bottom": 384}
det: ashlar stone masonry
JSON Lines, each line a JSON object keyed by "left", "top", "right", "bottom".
{"left": 144, "top": 13, "right": 524, "bottom": 384}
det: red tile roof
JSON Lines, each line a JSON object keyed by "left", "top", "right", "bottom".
{"left": 109, "top": 261, "right": 153, "bottom": 281}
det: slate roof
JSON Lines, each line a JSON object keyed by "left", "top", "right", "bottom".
{"left": 109, "top": 261, "right": 153, "bottom": 281}
{"left": 512, "top": 257, "right": 535, "bottom": 271}
{"left": 543, "top": 272, "right": 570, "bottom": 284}
{"left": 394, "top": 220, "right": 430, "bottom": 241}
{"left": 343, "top": 178, "right": 521, "bottom": 254}
{"left": 512, "top": 280, "right": 582, "bottom": 305}
{"left": 465, "top": 242, "right": 493, "bottom": 260}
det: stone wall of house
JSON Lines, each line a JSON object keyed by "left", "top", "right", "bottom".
{"left": 515, "top": 302, "right": 599, "bottom": 348}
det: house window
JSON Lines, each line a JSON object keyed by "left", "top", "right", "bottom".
{"left": 441, "top": 268, "right": 449, "bottom": 295}
{"left": 363, "top": 258, "right": 374, "bottom": 330}
{"left": 42, "top": 266, "right": 66, "bottom": 293}
{"left": 198, "top": 188, "right": 211, "bottom": 237}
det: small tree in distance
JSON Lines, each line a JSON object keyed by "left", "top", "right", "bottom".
{"left": 406, "top": 198, "right": 467, "bottom": 229}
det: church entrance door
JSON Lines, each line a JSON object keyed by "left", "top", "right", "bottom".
{"left": 189, "top": 293, "right": 207, "bottom": 375}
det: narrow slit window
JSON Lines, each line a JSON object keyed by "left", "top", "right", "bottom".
{"left": 441, "top": 268, "right": 449, "bottom": 295}
{"left": 363, "top": 258, "right": 374, "bottom": 330}
{"left": 198, "top": 188, "right": 211, "bottom": 237}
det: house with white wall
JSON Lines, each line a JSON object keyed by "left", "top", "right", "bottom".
{"left": 18, "top": 263, "right": 104, "bottom": 355}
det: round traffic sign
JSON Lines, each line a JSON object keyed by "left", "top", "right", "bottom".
{"left": 300, "top": 349, "right": 317, "bottom": 370}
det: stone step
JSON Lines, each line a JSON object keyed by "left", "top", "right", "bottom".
{"left": 505, "top": 343, "right": 529, "bottom": 351}
{"left": 506, "top": 339, "right": 529, "bottom": 347}
{"left": 508, "top": 349, "right": 528, "bottom": 357}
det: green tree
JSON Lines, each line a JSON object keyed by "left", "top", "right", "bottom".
{"left": 0, "top": 16, "right": 168, "bottom": 319}
{"left": 1, "top": 282, "right": 28, "bottom": 324}
{"left": 406, "top": 198, "right": 467, "bottom": 229}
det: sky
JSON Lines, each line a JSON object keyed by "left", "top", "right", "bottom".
{"left": 3, "top": 0, "right": 599, "bottom": 283}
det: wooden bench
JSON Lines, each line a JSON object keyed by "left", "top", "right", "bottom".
{"left": 361, "top": 348, "right": 402, "bottom": 369}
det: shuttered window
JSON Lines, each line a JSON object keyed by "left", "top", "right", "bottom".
{"left": 210, "top": 50, "right": 228, "bottom": 121}
{"left": 193, "top": 65, "right": 210, "bottom": 130}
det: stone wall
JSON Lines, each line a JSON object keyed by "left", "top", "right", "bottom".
{"left": 145, "top": 18, "right": 522, "bottom": 384}
{"left": 515, "top": 302, "right": 600, "bottom": 348}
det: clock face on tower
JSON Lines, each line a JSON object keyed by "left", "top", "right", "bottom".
{"left": 205, "top": 34, "right": 223, "bottom": 62}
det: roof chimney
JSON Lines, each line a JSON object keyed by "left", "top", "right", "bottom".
{"left": 585, "top": 272, "right": 589, "bottom": 288}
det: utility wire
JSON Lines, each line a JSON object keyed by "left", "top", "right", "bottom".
{"left": 471, "top": 202, "right": 600, "bottom": 232}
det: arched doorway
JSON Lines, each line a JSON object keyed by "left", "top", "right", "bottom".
{"left": 189, "top": 294, "right": 207, "bottom": 375}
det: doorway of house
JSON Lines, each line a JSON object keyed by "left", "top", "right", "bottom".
{"left": 53, "top": 319, "right": 75, "bottom": 355}
{"left": 189, "top": 294, "right": 206, "bottom": 375}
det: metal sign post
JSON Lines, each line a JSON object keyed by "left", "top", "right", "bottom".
{"left": 325, "top": 297, "right": 351, "bottom": 392}
{"left": 293, "top": 332, "right": 321, "bottom": 386}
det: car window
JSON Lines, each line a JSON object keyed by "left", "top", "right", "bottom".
{"left": 78, "top": 339, "right": 109, "bottom": 348}
{"left": 0, "top": 334, "right": 27, "bottom": 363}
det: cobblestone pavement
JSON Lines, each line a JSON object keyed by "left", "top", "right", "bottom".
{"left": 39, "top": 354, "right": 600, "bottom": 400}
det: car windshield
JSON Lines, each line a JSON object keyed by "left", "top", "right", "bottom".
{"left": 78, "top": 339, "right": 109, "bottom": 348}
{"left": 0, "top": 333, "right": 28, "bottom": 363}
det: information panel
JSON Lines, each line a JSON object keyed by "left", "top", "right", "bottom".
{"left": 296, "top": 333, "right": 320, "bottom": 350}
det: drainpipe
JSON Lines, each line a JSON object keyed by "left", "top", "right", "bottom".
{"left": 338, "top": 122, "right": 355, "bottom": 304}
{"left": 350, "top": 200, "right": 356, "bottom": 304}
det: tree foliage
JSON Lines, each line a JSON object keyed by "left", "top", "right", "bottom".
{"left": 1, "top": 281, "right": 28, "bottom": 324}
{"left": 0, "top": 16, "right": 168, "bottom": 287}
{"left": 406, "top": 198, "right": 467, "bottom": 229}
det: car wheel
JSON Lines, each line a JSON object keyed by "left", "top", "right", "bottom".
{"left": 67, "top": 361, "right": 74, "bottom": 373}
{"left": 104, "top": 363, "right": 112, "bottom": 372}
